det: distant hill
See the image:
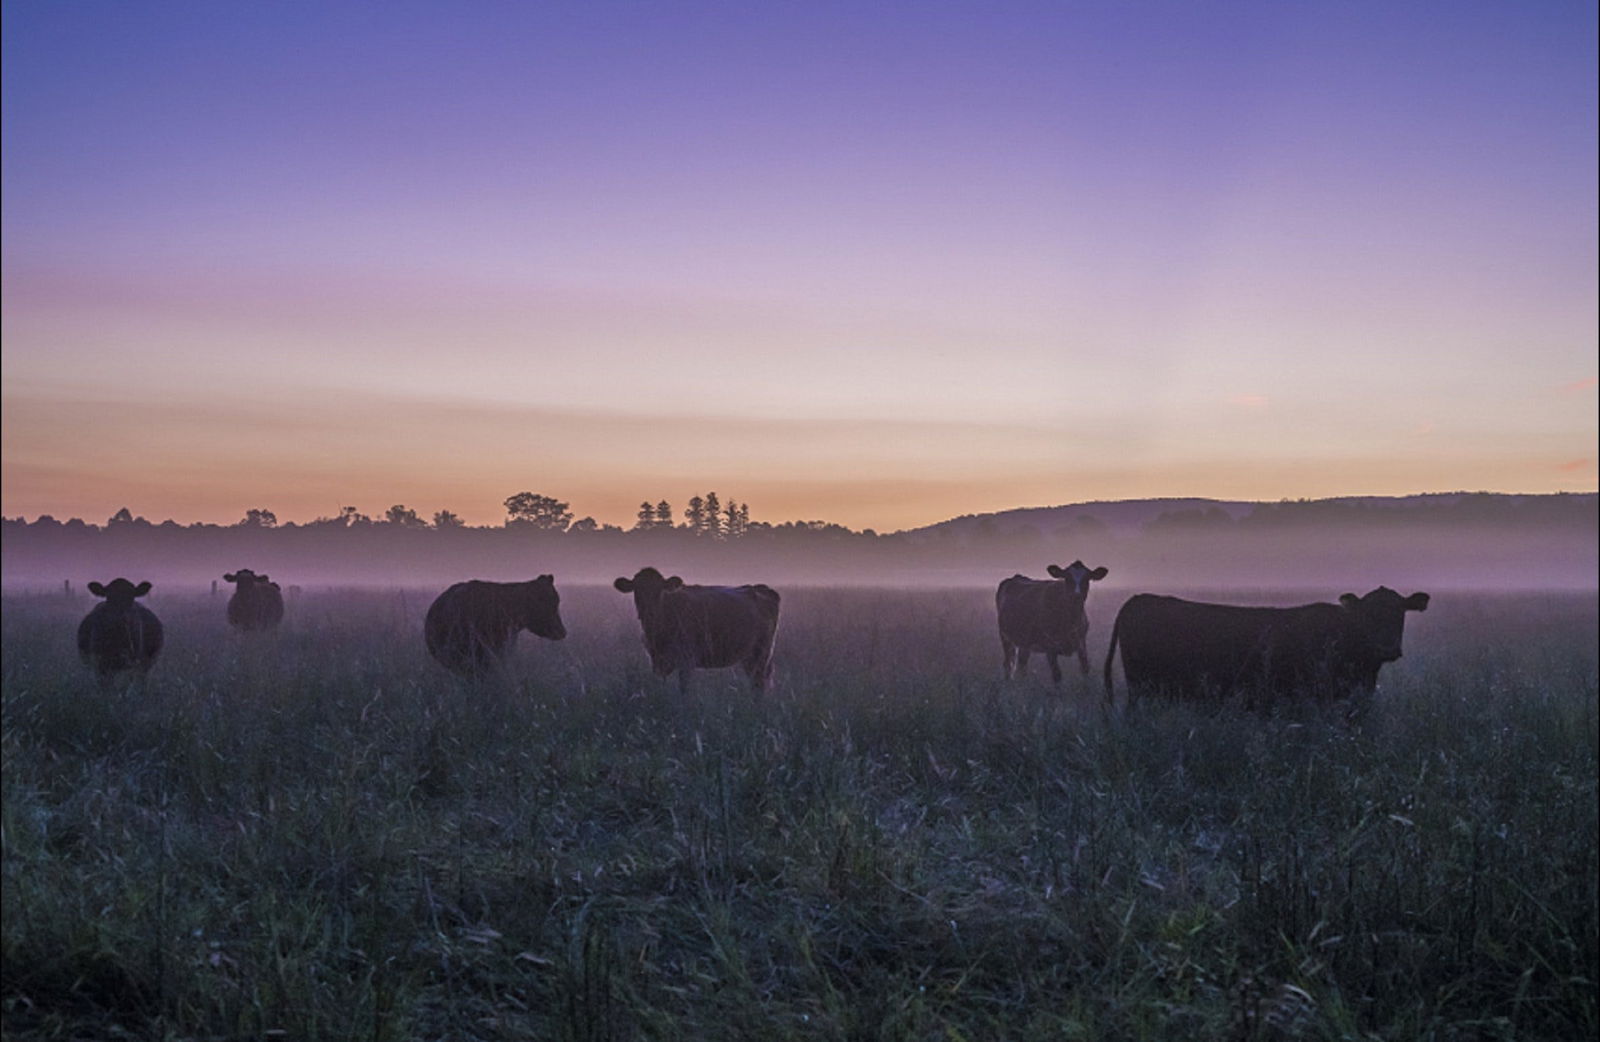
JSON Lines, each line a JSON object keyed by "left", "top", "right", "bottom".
{"left": 900, "top": 492, "right": 1598, "bottom": 538}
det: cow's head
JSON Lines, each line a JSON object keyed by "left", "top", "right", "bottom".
{"left": 1338, "top": 587, "right": 1430, "bottom": 662}
{"left": 519, "top": 574, "right": 566, "bottom": 640}
{"left": 88, "top": 578, "right": 153, "bottom": 605}
{"left": 223, "top": 569, "right": 269, "bottom": 586}
{"left": 1045, "top": 561, "right": 1109, "bottom": 599}
{"left": 614, "top": 567, "right": 684, "bottom": 619}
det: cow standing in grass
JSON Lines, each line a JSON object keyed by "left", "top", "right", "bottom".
{"left": 614, "top": 567, "right": 781, "bottom": 692}
{"left": 996, "top": 561, "right": 1110, "bottom": 684}
{"left": 223, "top": 569, "right": 284, "bottom": 632}
{"left": 78, "top": 578, "right": 164, "bottom": 679}
{"left": 1103, "top": 587, "right": 1430, "bottom": 704}
{"left": 424, "top": 577, "right": 567, "bottom": 676}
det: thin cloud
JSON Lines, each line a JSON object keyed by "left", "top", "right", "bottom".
{"left": 1558, "top": 377, "right": 1598, "bottom": 394}
{"left": 1556, "top": 458, "right": 1594, "bottom": 473}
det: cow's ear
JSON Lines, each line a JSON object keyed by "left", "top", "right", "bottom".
{"left": 665, "top": 576, "right": 684, "bottom": 590}
{"left": 134, "top": 582, "right": 153, "bottom": 597}
{"left": 223, "top": 572, "right": 237, "bottom": 583}
{"left": 537, "top": 574, "right": 553, "bottom": 585}
{"left": 256, "top": 573, "right": 270, "bottom": 583}
{"left": 613, "top": 578, "right": 634, "bottom": 593}
{"left": 88, "top": 581, "right": 107, "bottom": 597}
{"left": 1089, "top": 567, "right": 1108, "bottom": 581}
{"left": 1046, "top": 564, "right": 1064, "bottom": 578}
{"left": 1404, "top": 592, "right": 1430, "bottom": 612}
{"left": 1339, "top": 593, "right": 1360, "bottom": 608}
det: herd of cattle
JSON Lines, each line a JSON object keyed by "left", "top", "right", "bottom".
{"left": 72, "top": 563, "right": 1430, "bottom": 703}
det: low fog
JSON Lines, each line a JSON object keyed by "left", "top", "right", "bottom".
{"left": 4, "top": 495, "right": 1594, "bottom": 597}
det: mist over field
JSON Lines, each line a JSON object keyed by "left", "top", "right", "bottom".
{"left": 5, "top": 493, "right": 1594, "bottom": 595}
{"left": 4, "top": 574, "right": 1596, "bottom": 1038}
{"left": 5, "top": 495, "right": 1596, "bottom": 1039}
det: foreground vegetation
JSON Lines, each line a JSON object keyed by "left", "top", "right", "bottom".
{"left": 3, "top": 586, "right": 1596, "bottom": 1040}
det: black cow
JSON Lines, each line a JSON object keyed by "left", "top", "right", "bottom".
{"left": 424, "top": 577, "right": 567, "bottom": 676}
{"left": 1103, "top": 587, "right": 1431, "bottom": 703}
{"left": 78, "top": 578, "right": 164, "bottom": 679}
{"left": 613, "top": 567, "right": 781, "bottom": 692}
{"left": 223, "top": 569, "right": 284, "bottom": 631}
{"left": 996, "top": 561, "right": 1110, "bottom": 683}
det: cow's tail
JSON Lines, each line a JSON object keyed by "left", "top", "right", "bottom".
{"left": 1102, "top": 605, "right": 1123, "bottom": 704}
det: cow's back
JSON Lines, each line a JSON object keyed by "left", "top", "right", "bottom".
{"left": 660, "top": 584, "right": 779, "bottom": 668}
{"left": 996, "top": 576, "right": 1081, "bottom": 651}
{"left": 1112, "top": 595, "right": 1350, "bottom": 698}
{"left": 425, "top": 582, "right": 514, "bottom": 665}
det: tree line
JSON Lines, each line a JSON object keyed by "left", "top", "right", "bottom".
{"left": 15, "top": 491, "right": 1595, "bottom": 541}
{"left": 22, "top": 491, "right": 839, "bottom": 539}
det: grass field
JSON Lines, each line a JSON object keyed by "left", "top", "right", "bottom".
{"left": 2, "top": 585, "right": 1596, "bottom": 1040}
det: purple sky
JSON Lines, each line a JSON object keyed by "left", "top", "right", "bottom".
{"left": 4, "top": 1, "right": 1596, "bottom": 529}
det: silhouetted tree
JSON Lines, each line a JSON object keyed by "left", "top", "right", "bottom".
{"left": 685, "top": 496, "right": 705, "bottom": 533}
{"left": 432, "top": 510, "right": 465, "bottom": 529}
{"left": 724, "top": 499, "right": 751, "bottom": 538}
{"left": 655, "top": 500, "right": 673, "bottom": 529}
{"left": 635, "top": 502, "right": 657, "bottom": 531}
{"left": 504, "top": 491, "right": 573, "bottom": 532}
{"left": 238, "top": 508, "right": 278, "bottom": 528}
{"left": 385, "top": 504, "right": 427, "bottom": 528}
{"left": 108, "top": 507, "right": 136, "bottom": 526}
{"left": 703, "top": 492, "right": 722, "bottom": 538}
{"left": 570, "top": 516, "right": 599, "bottom": 534}
{"left": 338, "top": 505, "right": 372, "bottom": 527}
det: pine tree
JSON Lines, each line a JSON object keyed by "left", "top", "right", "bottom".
{"left": 656, "top": 501, "right": 672, "bottom": 529}
{"left": 704, "top": 492, "right": 722, "bottom": 537}
{"left": 635, "top": 501, "right": 657, "bottom": 531}
{"left": 685, "top": 496, "right": 705, "bottom": 533}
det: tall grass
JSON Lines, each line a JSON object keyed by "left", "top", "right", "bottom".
{"left": 3, "top": 586, "right": 1595, "bottom": 1039}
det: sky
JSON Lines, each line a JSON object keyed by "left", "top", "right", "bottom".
{"left": 3, "top": 1, "right": 1596, "bottom": 531}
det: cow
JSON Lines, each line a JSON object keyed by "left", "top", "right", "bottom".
{"left": 424, "top": 576, "right": 567, "bottom": 676}
{"left": 996, "top": 561, "right": 1110, "bottom": 683}
{"left": 77, "top": 578, "right": 164, "bottom": 679}
{"left": 1103, "top": 587, "right": 1431, "bottom": 704}
{"left": 223, "top": 569, "right": 285, "bottom": 631}
{"left": 613, "top": 567, "right": 781, "bottom": 692}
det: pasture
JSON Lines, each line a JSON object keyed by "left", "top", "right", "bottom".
{"left": 2, "top": 585, "right": 1596, "bottom": 1040}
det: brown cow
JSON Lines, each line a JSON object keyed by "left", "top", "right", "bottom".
{"left": 613, "top": 567, "right": 780, "bottom": 692}
{"left": 223, "top": 569, "right": 284, "bottom": 631}
{"left": 77, "top": 578, "right": 164, "bottom": 679}
{"left": 424, "top": 577, "right": 567, "bottom": 676}
{"left": 996, "top": 561, "right": 1109, "bottom": 683}
{"left": 1103, "top": 587, "right": 1430, "bottom": 704}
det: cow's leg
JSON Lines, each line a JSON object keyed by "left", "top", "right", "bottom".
{"left": 677, "top": 668, "right": 691, "bottom": 695}
{"left": 1047, "top": 653, "right": 1062, "bottom": 684}
{"left": 746, "top": 647, "right": 774, "bottom": 692}
{"left": 1076, "top": 637, "right": 1091, "bottom": 676}
{"left": 1016, "top": 648, "right": 1032, "bottom": 677}
{"left": 1000, "top": 636, "right": 1016, "bottom": 679}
